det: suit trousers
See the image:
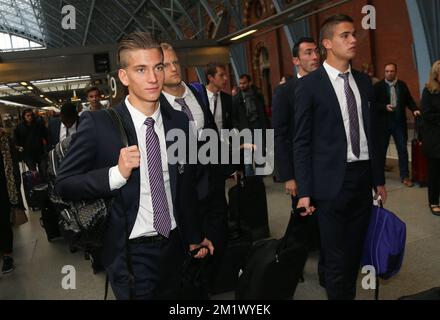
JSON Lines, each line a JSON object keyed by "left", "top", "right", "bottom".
{"left": 427, "top": 157, "right": 440, "bottom": 205}
{"left": 106, "top": 229, "right": 186, "bottom": 300}
{"left": 315, "top": 161, "right": 372, "bottom": 300}
{"left": 385, "top": 120, "right": 409, "bottom": 180}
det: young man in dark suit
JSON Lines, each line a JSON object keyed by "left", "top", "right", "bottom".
{"left": 160, "top": 43, "right": 228, "bottom": 293}
{"left": 294, "top": 15, "right": 387, "bottom": 300}
{"left": 205, "top": 63, "right": 233, "bottom": 132}
{"left": 55, "top": 32, "right": 210, "bottom": 300}
{"left": 374, "top": 63, "right": 421, "bottom": 187}
{"left": 273, "top": 37, "right": 320, "bottom": 206}
{"left": 47, "top": 102, "right": 79, "bottom": 151}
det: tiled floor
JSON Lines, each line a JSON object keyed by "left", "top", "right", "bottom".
{"left": 1, "top": 160, "right": 439, "bottom": 300}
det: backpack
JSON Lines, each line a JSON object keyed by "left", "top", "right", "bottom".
{"left": 47, "top": 108, "right": 128, "bottom": 249}
{"left": 361, "top": 204, "right": 406, "bottom": 280}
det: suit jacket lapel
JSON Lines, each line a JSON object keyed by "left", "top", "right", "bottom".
{"left": 319, "top": 66, "right": 345, "bottom": 127}
{"left": 159, "top": 95, "right": 177, "bottom": 206}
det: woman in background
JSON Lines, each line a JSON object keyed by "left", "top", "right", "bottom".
{"left": 421, "top": 60, "right": 440, "bottom": 216}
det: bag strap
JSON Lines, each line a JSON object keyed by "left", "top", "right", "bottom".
{"left": 105, "top": 108, "right": 128, "bottom": 147}
{"left": 104, "top": 108, "right": 134, "bottom": 299}
{"left": 275, "top": 207, "right": 307, "bottom": 257}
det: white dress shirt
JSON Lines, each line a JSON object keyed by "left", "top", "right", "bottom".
{"left": 207, "top": 89, "right": 223, "bottom": 131}
{"left": 108, "top": 96, "right": 176, "bottom": 239}
{"left": 323, "top": 61, "right": 369, "bottom": 162}
{"left": 59, "top": 121, "right": 77, "bottom": 142}
{"left": 162, "top": 82, "right": 205, "bottom": 131}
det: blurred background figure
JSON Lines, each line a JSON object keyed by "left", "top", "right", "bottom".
{"left": 14, "top": 108, "right": 47, "bottom": 178}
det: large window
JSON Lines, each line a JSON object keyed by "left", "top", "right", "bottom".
{"left": 0, "top": 32, "right": 43, "bottom": 51}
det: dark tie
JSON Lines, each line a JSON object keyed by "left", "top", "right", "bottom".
{"left": 65, "top": 127, "right": 70, "bottom": 138}
{"left": 338, "top": 72, "right": 360, "bottom": 158}
{"left": 174, "top": 97, "right": 194, "bottom": 121}
{"left": 213, "top": 93, "right": 219, "bottom": 117}
{"left": 144, "top": 117, "right": 171, "bottom": 237}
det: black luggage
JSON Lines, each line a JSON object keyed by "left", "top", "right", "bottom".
{"left": 228, "top": 175, "right": 270, "bottom": 241}
{"left": 40, "top": 197, "right": 61, "bottom": 242}
{"left": 21, "top": 167, "right": 42, "bottom": 210}
{"left": 209, "top": 229, "right": 253, "bottom": 295}
{"left": 398, "top": 287, "right": 440, "bottom": 300}
{"left": 85, "top": 248, "right": 105, "bottom": 274}
{"left": 235, "top": 208, "right": 313, "bottom": 300}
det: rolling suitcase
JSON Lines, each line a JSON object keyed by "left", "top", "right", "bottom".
{"left": 411, "top": 118, "right": 428, "bottom": 187}
{"left": 40, "top": 197, "right": 61, "bottom": 242}
{"left": 21, "top": 165, "right": 42, "bottom": 210}
{"left": 228, "top": 174, "right": 270, "bottom": 241}
{"left": 235, "top": 208, "right": 312, "bottom": 300}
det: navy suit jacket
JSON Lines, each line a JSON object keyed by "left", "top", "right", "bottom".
{"left": 272, "top": 76, "right": 298, "bottom": 182}
{"left": 160, "top": 89, "right": 228, "bottom": 250}
{"left": 294, "top": 66, "right": 384, "bottom": 201}
{"left": 55, "top": 101, "right": 202, "bottom": 267}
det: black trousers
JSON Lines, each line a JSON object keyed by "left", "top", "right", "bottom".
{"left": 0, "top": 201, "right": 13, "bottom": 254}
{"left": 106, "top": 229, "right": 186, "bottom": 300}
{"left": 427, "top": 157, "right": 440, "bottom": 205}
{"left": 315, "top": 161, "right": 372, "bottom": 300}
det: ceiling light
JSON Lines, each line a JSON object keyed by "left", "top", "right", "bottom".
{"left": 27, "top": 86, "right": 34, "bottom": 90}
{"left": 230, "top": 29, "right": 258, "bottom": 41}
{"left": 20, "top": 82, "right": 28, "bottom": 86}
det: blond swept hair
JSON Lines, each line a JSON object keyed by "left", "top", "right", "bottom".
{"left": 117, "top": 32, "right": 162, "bottom": 68}
{"left": 426, "top": 60, "right": 440, "bottom": 94}
{"left": 160, "top": 42, "right": 174, "bottom": 52}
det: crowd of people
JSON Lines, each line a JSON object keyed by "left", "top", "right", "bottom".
{"left": 1, "top": 13, "right": 439, "bottom": 300}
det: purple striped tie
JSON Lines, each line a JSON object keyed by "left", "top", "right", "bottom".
{"left": 144, "top": 117, "right": 171, "bottom": 237}
{"left": 175, "top": 97, "right": 194, "bottom": 121}
{"left": 338, "top": 72, "right": 360, "bottom": 158}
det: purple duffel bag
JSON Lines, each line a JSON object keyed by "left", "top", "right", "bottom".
{"left": 361, "top": 203, "right": 406, "bottom": 280}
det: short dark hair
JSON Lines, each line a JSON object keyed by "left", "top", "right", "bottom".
{"left": 292, "top": 37, "right": 316, "bottom": 58}
{"left": 319, "top": 14, "right": 354, "bottom": 44}
{"left": 22, "top": 108, "right": 34, "bottom": 120}
{"left": 117, "top": 31, "right": 162, "bottom": 68}
{"left": 384, "top": 63, "right": 397, "bottom": 70}
{"left": 60, "top": 102, "right": 78, "bottom": 120}
{"left": 206, "top": 63, "right": 226, "bottom": 84}
{"left": 239, "top": 74, "right": 251, "bottom": 82}
{"left": 86, "top": 86, "right": 100, "bottom": 96}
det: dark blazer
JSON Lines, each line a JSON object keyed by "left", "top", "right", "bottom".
{"left": 421, "top": 88, "right": 440, "bottom": 158}
{"left": 374, "top": 79, "right": 418, "bottom": 130}
{"left": 160, "top": 88, "right": 228, "bottom": 251}
{"left": 55, "top": 101, "right": 202, "bottom": 267}
{"left": 232, "top": 87, "right": 267, "bottom": 130}
{"left": 219, "top": 91, "right": 233, "bottom": 130}
{"left": 294, "top": 66, "right": 384, "bottom": 200}
{"left": 47, "top": 118, "right": 79, "bottom": 151}
{"left": 272, "top": 76, "right": 298, "bottom": 182}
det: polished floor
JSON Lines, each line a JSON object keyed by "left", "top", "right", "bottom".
{"left": 1, "top": 159, "right": 439, "bottom": 300}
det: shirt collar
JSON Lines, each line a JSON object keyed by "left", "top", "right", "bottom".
{"left": 297, "top": 73, "right": 302, "bottom": 79}
{"left": 162, "top": 82, "right": 193, "bottom": 106}
{"left": 323, "top": 61, "right": 352, "bottom": 81}
{"left": 206, "top": 88, "right": 219, "bottom": 99}
{"left": 125, "top": 96, "right": 161, "bottom": 129}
